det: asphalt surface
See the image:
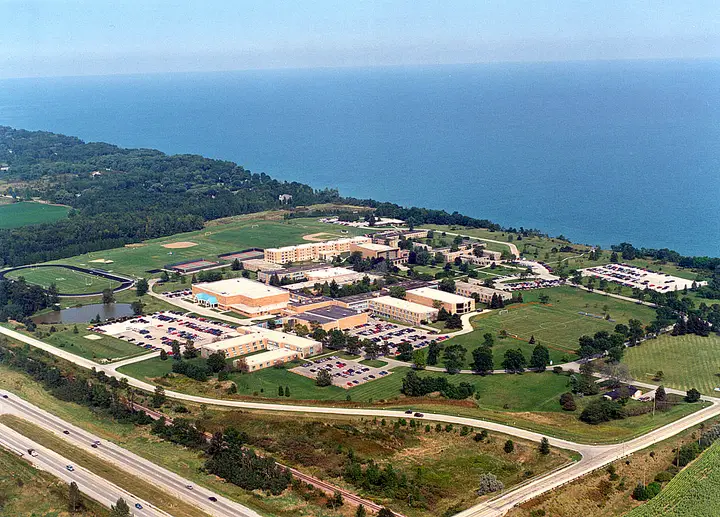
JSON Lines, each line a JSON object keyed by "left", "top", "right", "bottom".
{"left": 3, "top": 321, "right": 720, "bottom": 516}
{"left": 0, "top": 422, "right": 171, "bottom": 517}
{"left": 0, "top": 388, "right": 262, "bottom": 517}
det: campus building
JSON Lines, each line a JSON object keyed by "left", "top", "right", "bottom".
{"left": 371, "top": 229, "right": 429, "bottom": 247}
{"left": 200, "top": 326, "right": 322, "bottom": 372}
{"left": 455, "top": 281, "right": 512, "bottom": 304}
{"left": 264, "top": 236, "right": 372, "bottom": 264}
{"left": 405, "top": 287, "right": 475, "bottom": 314}
{"left": 349, "top": 241, "right": 408, "bottom": 265}
{"left": 192, "top": 277, "right": 289, "bottom": 317}
{"left": 369, "top": 296, "right": 439, "bottom": 325}
{"left": 284, "top": 304, "right": 368, "bottom": 331}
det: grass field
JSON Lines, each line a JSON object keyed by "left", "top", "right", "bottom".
{"left": 439, "top": 286, "right": 656, "bottom": 369}
{"left": 4, "top": 266, "right": 122, "bottom": 295}
{"left": 39, "top": 326, "right": 152, "bottom": 363}
{"left": 0, "top": 445, "right": 108, "bottom": 516}
{"left": 627, "top": 439, "right": 720, "bottom": 517}
{"left": 0, "top": 415, "right": 211, "bottom": 517}
{"left": 0, "top": 201, "right": 70, "bottom": 229}
{"left": 625, "top": 333, "right": 720, "bottom": 394}
{"left": 46, "top": 216, "right": 369, "bottom": 278}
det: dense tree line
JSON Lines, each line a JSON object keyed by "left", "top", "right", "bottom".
{"left": 401, "top": 370, "right": 475, "bottom": 399}
{"left": 0, "top": 277, "right": 55, "bottom": 322}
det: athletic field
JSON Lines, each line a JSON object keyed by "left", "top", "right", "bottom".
{"left": 442, "top": 286, "right": 656, "bottom": 367}
{"left": 625, "top": 333, "right": 720, "bottom": 394}
{"left": 4, "top": 266, "right": 122, "bottom": 295}
{"left": 0, "top": 201, "right": 70, "bottom": 229}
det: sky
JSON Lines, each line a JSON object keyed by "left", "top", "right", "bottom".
{"left": 1, "top": 0, "right": 719, "bottom": 78}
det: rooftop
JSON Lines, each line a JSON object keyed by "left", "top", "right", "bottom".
{"left": 353, "top": 242, "right": 396, "bottom": 252}
{"left": 407, "top": 287, "right": 474, "bottom": 304}
{"left": 194, "top": 277, "right": 287, "bottom": 299}
{"left": 244, "top": 348, "right": 299, "bottom": 366}
{"left": 370, "top": 296, "right": 438, "bottom": 314}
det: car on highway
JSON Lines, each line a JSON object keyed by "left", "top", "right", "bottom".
{"left": 27, "top": 449, "right": 38, "bottom": 457}
{"left": 63, "top": 430, "right": 70, "bottom": 435}
{"left": 66, "top": 465, "right": 74, "bottom": 471}
{"left": 414, "top": 412, "right": 424, "bottom": 417}
{"left": 185, "top": 484, "right": 193, "bottom": 490}
{"left": 2, "top": 394, "right": 7, "bottom": 398}
{"left": 91, "top": 443, "right": 98, "bottom": 448}
{"left": 405, "top": 410, "right": 413, "bottom": 414}
{"left": 135, "top": 503, "right": 143, "bottom": 510}
{"left": 208, "top": 496, "right": 218, "bottom": 502}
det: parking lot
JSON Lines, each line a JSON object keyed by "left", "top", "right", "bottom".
{"left": 347, "top": 318, "right": 449, "bottom": 358}
{"left": 90, "top": 311, "right": 238, "bottom": 356}
{"left": 580, "top": 263, "right": 698, "bottom": 292}
{"left": 289, "top": 355, "right": 391, "bottom": 389}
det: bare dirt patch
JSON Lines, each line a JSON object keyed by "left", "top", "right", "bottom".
{"left": 303, "top": 232, "right": 340, "bottom": 242}
{"left": 124, "top": 243, "right": 145, "bottom": 248}
{"left": 162, "top": 241, "right": 198, "bottom": 249}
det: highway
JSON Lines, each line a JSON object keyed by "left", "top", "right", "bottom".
{"left": 2, "top": 323, "right": 720, "bottom": 516}
{"left": 0, "top": 422, "right": 171, "bottom": 516}
{"left": 0, "top": 388, "right": 262, "bottom": 517}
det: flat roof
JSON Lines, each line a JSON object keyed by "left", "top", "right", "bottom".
{"left": 353, "top": 242, "right": 396, "bottom": 252}
{"left": 456, "top": 281, "right": 506, "bottom": 294}
{"left": 304, "top": 267, "right": 357, "bottom": 280}
{"left": 370, "top": 296, "right": 438, "bottom": 314}
{"left": 245, "top": 348, "right": 298, "bottom": 366}
{"left": 407, "top": 287, "right": 474, "bottom": 304}
{"left": 194, "top": 277, "right": 287, "bottom": 299}
{"left": 202, "top": 333, "right": 263, "bottom": 352}
{"left": 266, "top": 236, "right": 370, "bottom": 253}
{"left": 303, "top": 305, "right": 359, "bottom": 320}
{"left": 260, "top": 327, "right": 321, "bottom": 349}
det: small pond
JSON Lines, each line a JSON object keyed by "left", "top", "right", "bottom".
{"left": 33, "top": 303, "right": 135, "bottom": 324}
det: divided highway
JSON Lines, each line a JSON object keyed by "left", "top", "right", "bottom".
{"left": 2, "top": 324, "right": 720, "bottom": 516}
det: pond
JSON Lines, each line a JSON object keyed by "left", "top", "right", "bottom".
{"left": 33, "top": 303, "right": 135, "bottom": 324}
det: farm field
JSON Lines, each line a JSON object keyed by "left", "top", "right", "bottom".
{"left": 438, "top": 286, "right": 656, "bottom": 369}
{"left": 4, "top": 265, "right": 122, "bottom": 295}
{"left": 0, "top": 445, "right": 109, "bottom": 517}
{"left": 45, "top": 216, "right": 370, "bottom": 278}
{"left": 627, "top": 439, "right": 720, "bottom": 517}
{"left": 0, "top": 201, "right": 70, "bottom": 229}
{"left": 624, "top": 333, "right": 720, "bottom": 394}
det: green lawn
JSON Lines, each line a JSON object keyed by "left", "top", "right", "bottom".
{"left": 0, "top": 201, "right": 70, "bottom": 229}
{"left": 4, "top": 266, "right": 122, "bottom": 295}
{"left": 45, "top": 217, "right": 369, "bottom": 278}
{"left": 624, "top": 333, "right": 720, "bottom": 394}
{"left": 438, "top": 286, "right": 656, "bottom": 369}
{"left": 43, "top": 326, "right": 152, "bottom": 363}
{"left": 360, "top": 359, "right": 388, "bottom": 368}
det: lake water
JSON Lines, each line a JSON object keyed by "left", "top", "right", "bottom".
{"left": 1, "top": 60, "right": 718, "bottom": 256}
{"left": 33, "top": 303, "right": 135, "bottom": 324}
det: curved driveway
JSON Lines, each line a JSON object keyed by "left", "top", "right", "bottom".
{"left": 1, "top": 324, "right": 719, "bottom": 517}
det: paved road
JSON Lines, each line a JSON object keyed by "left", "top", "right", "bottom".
{"left": 428, "top": 229, "right": 520, "bottom": 259}
{"left": 574, "top": 284, "right": 657, "bottom": 307}
{"left": 0, "top": 422, "right": 171, "bottom": 517}
{"left": 3, "top": 324, "right": 720, "bottom": 517}
{"left": 0, "top": 386, "right": 262, "bottom": 517}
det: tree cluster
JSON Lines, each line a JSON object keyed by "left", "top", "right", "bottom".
{"left": 401, "top": 370, "right": 475, "bottom": 400}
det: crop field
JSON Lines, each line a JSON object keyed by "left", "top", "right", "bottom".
{"left": 4, "top": 265, "right": 122, "bottom": 295}
{"left": 627, "top": 440, "right": 720, "bottom": 517}
{"left": 0, "top": 201, "right": 70, "bottom": 229}
{"left": 47, "top": 217, "right": 369, "bottom": 278}
{"left": 625, "top": 333, "right": 720, "bottom": 394}
{"left": 440, "top": 286, "right": 655, "bottom": 368}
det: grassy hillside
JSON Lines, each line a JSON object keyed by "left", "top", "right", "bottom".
{"left": 0, "top": 201, "right": 70, "bottom": 229}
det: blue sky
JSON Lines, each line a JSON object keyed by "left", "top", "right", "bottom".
{"left": 1, "top": 0, "right": 719, "bottom": 78}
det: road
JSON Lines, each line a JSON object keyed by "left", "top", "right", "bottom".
{"left": 428, "top": 229, "right": 520, "bottom": 259}
{"left": 0, "top": 386, "right": 262, "bottom": 517}
{"left": 0, "top": 421, "right": 171, "bottom": 517}
{"left": 2, "top": 324, "right": 720, "bottom": 516}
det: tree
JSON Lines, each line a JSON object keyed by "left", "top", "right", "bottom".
{"left": 412, "top": 349, "right": 427, "bottom": 370}
{"left": 397, "top": 342, "right": 413, "bottom": 361}
{"left": 445, "top": 313, "right": 463, "bottom": 329}
{"left": 443, "top": 344, "right": 467, "bottom": 374}
{"left": 101, "top": 288, "right": 115, "bottom": 304}
{"left": 654, "top": 370, "right": 664, "bottom": 382}
{"left": 183, "top": 340, "right": 199, "bottom": 359}
{"left": 206, "top": 351, "right": 227, "bottom": 373}
{"left": 600, "top": 361, "right": 632, "bottom": 388}
{"left": 476, "top": 473, "right": 504, "bottom": 495}
{"left": 130, "top": 300, "right": 144, "bottom": 315}
{"left": 504, "top": 439, "right": 515, "bottom": 453}
{"left": 355, "top": 504, "right": 367, "bottom": 517}
{"left": 539, "top": 437, "right": 551, "bottom": 455}
{"left": 68, "top": 481, "right": 81, "bottom": 513}
{"left": 436, "top": 307, "right": 450, "bottom": 321}
{"left": 110, "top": 498, "right": 131, "bottom": 517}
{"left": 231, "top": 258, "right": 241, "bottom": 270}
{"left": 316, "top": 369, "right": 332, "bottom": 387}
{"left": 559, "top": 392, "right": 576, "bottom": 411}
{"left": 377, "top": 509, "right": 395, "bottom": 517}
{"left": 471, "top": 346, "right": 494, "bottom": 375}
{"left": 483, "top": 332, "right": 494, "bottom": 347}
{"left": 159, "top": 349, "right": 168, "bottom": 361}
{"left": 171, "top": 340, "right": 181, "bottom": 360}
{"left": 628, "top": 319, "right": 645, "bottom": 346}
{"left": 580, "top": 399, "right": 627, "bottom": 424}
{"left": 438, "top": 277, "right": 456, "bottom": 293}
{"left": 501, "top": 349, "right": 527, "bottom": 373}
{"left": 538, "top": 293, "right": 550, "bottom": 304}
{"left": 284, "top": 386, "right": 290, "bottom": 397}
{"left": 388, "top": 286, "right": 406, "bottom": 299}
{"left": 427, "top": 340, "right": 442, "bottom": 365}
{"left": 151, "top": 385, "right": 166, "bottom": 407}
{"left": 327, "top": 490, "right": 344, "bottom": 509}
{"left": 686, "top": 388, "right": 701, "bottom": 403}
{"left": 136, "top": 278, "right": 149, "bottom": 297}
{"left": 529, "top": 344, "right": 550, "bottom": 371}
{"left": 278, "top": 385, "right": 285, "bottom": 397}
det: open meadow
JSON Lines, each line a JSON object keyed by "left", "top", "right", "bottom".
{"left": 0, "top": 201, "right": 70, "bottom": 229}
{"left": 44, "top": 216, "right": 369, "bottom": 278}
{"left": 439, "top": 286, "right": 656, "bottom": 368}
{"left": 624, "top": 333, "right": 720, "bottom": 394}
